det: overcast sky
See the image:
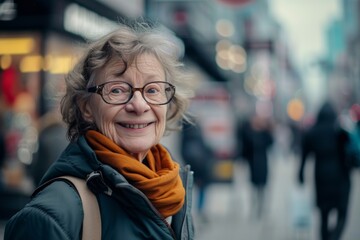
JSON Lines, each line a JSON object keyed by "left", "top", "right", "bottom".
{"left": 269, "top": 0, "right": 342, "bottom": 67}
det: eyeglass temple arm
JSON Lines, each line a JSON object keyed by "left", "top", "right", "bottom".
{"left": 87, "top": 85, "right": 101, "bottom": 93}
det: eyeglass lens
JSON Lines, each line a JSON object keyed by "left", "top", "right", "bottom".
{"left": 102, "top": 82, "right": 174, "bottom": 104}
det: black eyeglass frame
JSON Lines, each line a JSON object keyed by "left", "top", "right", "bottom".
{"left": 87, "top": 81, "right": 176, "bottom": 105}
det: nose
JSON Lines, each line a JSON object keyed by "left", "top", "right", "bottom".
{"left": 125, "top": 91, "right": 150, "bottom": 114}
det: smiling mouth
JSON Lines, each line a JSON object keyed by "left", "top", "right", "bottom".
{"left": 120, "top": 123, "right": 151, "bottom": 129}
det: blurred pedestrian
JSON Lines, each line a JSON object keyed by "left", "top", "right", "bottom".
{"left": 238, "top": 113, "right": 274, "bottom": 219}
{"left": 298, "top": 101, "right": 351, "bottom": 240}
{"left": 181, "top": 120, "right": 214, "bottom": 221}
{"left": 31, "top": 109, "right": 68, "bottom": 187}
{"left": 289, "top": 119, "right": 302, "bottom": 155}
{"left": 5, "top": 21, "right": 194, "bottom": 239}
{"left": 344, "top": 103, "right": 360, "bottom": 169}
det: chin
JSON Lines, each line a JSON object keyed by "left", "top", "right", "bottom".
{"left": 124, "top": 143, "right": 153, "bottom": 155}
{"left": 117, "top": 137, "right": 159, "bottom": 154}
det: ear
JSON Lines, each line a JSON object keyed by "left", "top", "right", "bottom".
{"left": 79, "top": 100, "right": 93, "bottom": 122}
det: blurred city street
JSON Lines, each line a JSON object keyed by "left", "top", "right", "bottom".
{"left": 1, "top": 140, "right": 360, "bottom": 239}
{"left": 192, "top": 153, "right": 360, "bottom": 240}
{"left": 1, "top": 0, "right": 360, "bottom": 239}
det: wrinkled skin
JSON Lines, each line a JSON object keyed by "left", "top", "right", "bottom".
{"left": 83, "top": 54, "right": 168, "bottom": 161}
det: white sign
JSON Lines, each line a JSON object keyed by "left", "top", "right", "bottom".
{"left": 64, "top": 3, "right": 119, "bottom": 40}
{"left": 0, "top": 0, "right": 16, "bottom": 21}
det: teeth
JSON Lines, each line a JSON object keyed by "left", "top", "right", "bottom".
{"left": 124, "top": 124, "right": 148, "bottom": 129}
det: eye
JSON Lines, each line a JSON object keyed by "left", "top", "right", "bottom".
{"left": 110, "top": 87, "right": 123, "bottom": 94}
{"left": 107, "top": 83, "right": 130, "bottom": 95}
{"left": 146, "top": 87, "right": 160, "bottom": 94}
{"left": 145, "top": 83, "right": 161, "bottom": 95}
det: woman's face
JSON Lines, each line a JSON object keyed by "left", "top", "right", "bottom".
{"left": 83, "top": 53, "right": 168, "bottom": 161}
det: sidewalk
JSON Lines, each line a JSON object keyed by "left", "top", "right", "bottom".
{"left": 1, "top": 154, "right": 359, "bottom": 239}
{"left": 193, "top": 154, "right": 360, "bottom": 240}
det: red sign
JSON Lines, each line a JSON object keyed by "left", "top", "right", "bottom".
{"left": 218, "top": 0, "right": 252, "bottom": 6}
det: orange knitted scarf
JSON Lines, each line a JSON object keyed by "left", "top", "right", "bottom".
{"left": 85, "top": 130, "right": 185, "bottom": 218}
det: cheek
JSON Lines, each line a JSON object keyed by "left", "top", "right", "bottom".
{"left": 91, "top": 103, "right": 118, "bottom": 132}
{"left": 155, "top": 107, "right": 167, "bottom": 136}
{"left": 96, "top": 111, "right": 113, "bottom": 129}
{"left": 96, "top": 112, "right": 120, "bottom": 142}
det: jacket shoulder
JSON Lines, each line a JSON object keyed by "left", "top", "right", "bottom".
{"left": 5, "top": 181, "right": 83, "bottom": 240}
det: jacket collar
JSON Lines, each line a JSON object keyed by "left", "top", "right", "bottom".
{"left": 39, "top": 135, "right": 194, "bottom": 239}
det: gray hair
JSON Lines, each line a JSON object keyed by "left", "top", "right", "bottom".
{"left": 61, "top": 21, "right": 191, "bottom": 141}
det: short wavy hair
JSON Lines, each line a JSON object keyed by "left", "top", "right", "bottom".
{"left": 61, "top": 21, "right": 191, "bottom": 142}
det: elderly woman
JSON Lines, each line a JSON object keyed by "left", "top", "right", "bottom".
{"left": 5, "top": 22, "right": 194, "bottom": 240}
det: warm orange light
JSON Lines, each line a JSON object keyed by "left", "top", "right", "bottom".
{"left": 49, "top": 56, "right": 74, "bottom": 74}
{"left": 229, "top": 45, "right": 246, "bottom": 65}
{"left": 215, "top": 19, "right": 234, "bottom": 37}
{"left": 216, "top": 54, "right": 230, "bottom": 70}
{"left": 216, "top": 39, "right": 231, "bottom": 52}
{"left": 1, "top": 55, "right": 12, "bottom": 69}
{"left": 287, "top": 99, "right": 305, "bottom": 121}
{"left": 20, "top": 55, "right": 43, "bottom": 72}
{"left": 0, "top": 38, "right": 35, "bottom": 54}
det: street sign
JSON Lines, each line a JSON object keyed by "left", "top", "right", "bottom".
{"left": 218, "top": 0, "right": 252, "bottom": 6}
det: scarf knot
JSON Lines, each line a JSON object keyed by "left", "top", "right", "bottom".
{"left": 86, "top": 130, "right": 185, "bottom": 218}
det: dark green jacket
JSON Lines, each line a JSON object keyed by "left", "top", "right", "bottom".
{"left": 5, "top": 136, "right": 194, "bottom": 239}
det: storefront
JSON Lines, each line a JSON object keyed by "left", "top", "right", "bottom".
{"left": 0, "top": 0, "right": 125, "bottom": 219}
{"left": 188, "top": 81, "right": 237, "bottom": 183}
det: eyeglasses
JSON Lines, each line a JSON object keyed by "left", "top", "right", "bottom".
{"left": 87, "top": 81, "right": 176, "bottom": 105}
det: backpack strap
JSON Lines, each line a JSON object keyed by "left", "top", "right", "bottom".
{"left": 33, "top": 176, "right": 101, "bottom": 240}
{"left": 60, "top": 176, "right": 101, "bottom": 240}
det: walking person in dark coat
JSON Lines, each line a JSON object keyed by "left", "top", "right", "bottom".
{"left": 31, "top": 110, "right": 68, "bottom": 187}
{"left": 298, "top": 101, "right": 351, "bottom": 240}
{"left": 181, "top": 120, "right": 214, "bottom": 221}
{"left": 238, "top": 113, "right": 274, "bottom": 219}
